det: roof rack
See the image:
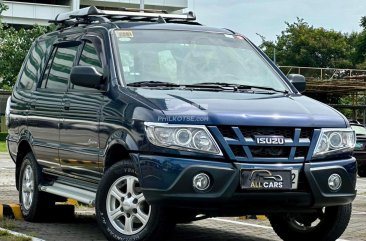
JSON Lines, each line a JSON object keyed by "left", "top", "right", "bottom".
{"left": 118, "top": 7, "right": 168, "bottom": 14}
{"left": 51, "top": 6, "right": 197, "bottom": 28}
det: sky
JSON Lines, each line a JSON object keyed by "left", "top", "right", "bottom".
{"left": 187, "top": 0, "right": 366, "bottom": 45}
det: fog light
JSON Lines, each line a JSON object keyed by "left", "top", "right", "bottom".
{"left": 193, "top": 173, "right": 210, "bottom": 191}
{"left": 328, "top": 174, "right": 342, "bottom": 191}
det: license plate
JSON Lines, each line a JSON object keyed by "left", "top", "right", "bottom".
{"left": 241, "top": 169, "right": 299, "bottom": 190}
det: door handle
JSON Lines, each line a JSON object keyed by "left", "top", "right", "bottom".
{"left": 63, "top": 102, "right": 70, "bottom": 110}
{"left": 30, "top": 102, "right": 36, "bottom": 109}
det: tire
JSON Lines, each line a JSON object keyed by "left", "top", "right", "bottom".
{"left": 19, "top": 152, "right": 54, "bottom": 221}
{"left": 96, "top": 160, "right": 173, "bottom": 241}
{"left": 358, "top": 167, "right": 366, "bottom": 177}
{"left": 269, "top": 204, "right": 352, "bottom": 241}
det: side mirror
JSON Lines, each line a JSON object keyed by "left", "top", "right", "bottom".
{"left": 70, "top": 66, "right": 103, "bottom": 89}
{"left": 288, "top": 74, "right": 306, "bottom": 93}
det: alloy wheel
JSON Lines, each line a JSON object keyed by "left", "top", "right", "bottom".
{"left": 21, "top": 165, "right": 34, "bottom": 210}
{"left": 106, "top": 175, "right": 151, "bottom": 235}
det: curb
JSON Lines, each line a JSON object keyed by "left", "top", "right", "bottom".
{"left": 0, "top": 203, "right": 76, "bottom": 221}
{"left": 0, "top": 204, "right": 22, "bottom": 220}
{"left": 237, "top": 215, "right": 267, "bottom": 221}
{"left": 0, "top": 203, "right": 267, "bottom": 222}
{"left": 0, "top": 227, "right": 45, "bottom": 241}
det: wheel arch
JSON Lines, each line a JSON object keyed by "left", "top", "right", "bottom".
{"left": 101, "top": 128, "right": 141, "bottom": 172}
{"left": 103, "top": 141, "right": 140, "bottom": 176}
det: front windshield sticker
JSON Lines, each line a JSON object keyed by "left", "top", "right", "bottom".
{"left": 116, "top": 31, "right": 134, "bottom": 41}
{"left": 116, "top": 30, "right": 134, "bottom": 38}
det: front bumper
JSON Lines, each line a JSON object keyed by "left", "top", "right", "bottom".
{"left": 138, "top": 155, "right": 357, "bottom": 212}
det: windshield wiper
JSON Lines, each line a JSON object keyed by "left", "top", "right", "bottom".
{"left": 236, "top": 85, "right": 289, "bottom": 94}
{"left": 127, "top": 81, "right": 180, "bottom": 87}
{"left": 128, "top": 81, "right": 235, "bottom": 91}
{"left": 192, "top": 82, "right": 289, "bottom": 94}
{"left": 127, "top": 81, "right": 289, "bottom": 94}
{"left": 185, "top": 82, "right": 237, "bottom": 90}
{"left": 191, "top": 82, "right": 237, "bottom": 87}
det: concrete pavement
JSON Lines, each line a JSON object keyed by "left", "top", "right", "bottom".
{"left": 1, "top": 153, "right": 365, "bottom": 241}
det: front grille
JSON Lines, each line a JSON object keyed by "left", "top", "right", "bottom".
{"left": 300, "top": 128, "right": 313, "bottom": 139}
{"left": 210, "top": 126, "right": 316, "bottom": 162}
{"left": 295, "top": 147, "right": 309, "bottom": 157}
{"left": 231, "top": 145, "right": 246, "bottom": 156}
{"left": 218, "top": 126, "right": 236, "bottom": 139}
{"left": 250, "top": 146, "right": 292, "bottom": 158}
{"left": 239, "top": 127, "right": 295, "bottom": 139}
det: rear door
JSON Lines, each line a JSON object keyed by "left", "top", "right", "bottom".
{"left": 8, "top": 39, "right": 53, "bottom": 158}
{"left": 59, "top": 35, "right": 105, "bottom": 180}
{"left": 27, "top": 40, "right": 81, "bottom": 169}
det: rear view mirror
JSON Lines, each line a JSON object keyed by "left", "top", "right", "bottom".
{"left": 70, "top": 66, "right": 103, "bottom": 89}
{"left": 288, "top": 74, "right": 306, "bottom": 93}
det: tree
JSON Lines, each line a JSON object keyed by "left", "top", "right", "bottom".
{"left": 349, "top": 17, "right": 366, "bottom": 69}
{"left": 0, "top": 3, "right": 53, "bottom": 89}
{"left": 260, "top": 18, "right": 353, "bottom": 68}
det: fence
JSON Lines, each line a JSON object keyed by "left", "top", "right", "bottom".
{"left": 279, "top": 66, "right": 366, "bottom": 81}
{"left": 279, "top": 66, "right": 366, "bottom": 124}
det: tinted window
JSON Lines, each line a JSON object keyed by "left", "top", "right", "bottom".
{"left": 73, "top": 42, "right": 103, "bottom": 90}
{"left": 45, "top": 46, "right": 78, "bottom": 90}
{"left": 18, "top": 41, "right": 47, "bottom": 90}
{"left": 41, "top": 48, "right": 56, "bottom": 88}
{"left": 79, "top": 42, "right": 103, "bottom": 73}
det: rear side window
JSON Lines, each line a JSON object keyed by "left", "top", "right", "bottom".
{"left": 42, "top": 46, "right": 78, "bottom": 90}
{"left": 18, "top": 41, "right": 47, "bottom": 90}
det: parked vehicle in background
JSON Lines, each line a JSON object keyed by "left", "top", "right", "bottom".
{"left": 350, "top": 121, "right": 366, "bottom": 177}
{"left": 6, "top": 6, "right": 357, "bottom": 241}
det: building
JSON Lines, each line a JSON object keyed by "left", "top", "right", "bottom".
{"left": 1, "top": 0, "right": 188, "bottom": 26}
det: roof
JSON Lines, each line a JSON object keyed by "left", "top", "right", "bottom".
{"left": 113, "top": 22, "right": 233, "bottom": 34}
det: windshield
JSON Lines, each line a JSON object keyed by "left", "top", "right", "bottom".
{"left": 114, "top": 30, "right": 288, "bottom": 91}
{"left": 351, "top": 125, "right": 366, "bottom": 135}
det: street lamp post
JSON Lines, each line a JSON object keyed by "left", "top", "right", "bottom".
{"left": 140, "top": 0, "right": 145, "bottom": 11}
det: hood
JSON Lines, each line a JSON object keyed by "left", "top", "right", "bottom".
{"left": 130, "top": 88, "right": 347, "bottom": 127}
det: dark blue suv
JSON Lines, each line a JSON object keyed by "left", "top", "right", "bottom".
{"left": 6, "top": 6, "right": 357, "bottom": 241}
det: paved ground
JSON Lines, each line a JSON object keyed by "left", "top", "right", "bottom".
{"left": 1, "top": 153, "right": 366, "bottom": 241}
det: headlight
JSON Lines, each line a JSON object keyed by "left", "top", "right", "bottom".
{"left": 313, "top": 128, "right": 355, "bottom": 157}
{"left": 144, "top": 122, "right": 222, "bottom": 155}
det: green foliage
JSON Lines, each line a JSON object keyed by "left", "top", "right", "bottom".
{"left": 0, "top": 3, "right": 54, "bottom": 90}
{"left": 360, "top": 16, "right": 366, "bottom": 30}
{"left": 0, "top": 229, "right": 32, "bottom": 241}
{"left": 351, "top": 21, "right": 366, "bottom": 68}
{"left": 259, "top": 16, "right": 366, "bottom": 70}
{"left": 0, "top": 133, "right": 7, "bottom": 152}
{"left": 260, "top": 18, "right": 353, "bottom": 68}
